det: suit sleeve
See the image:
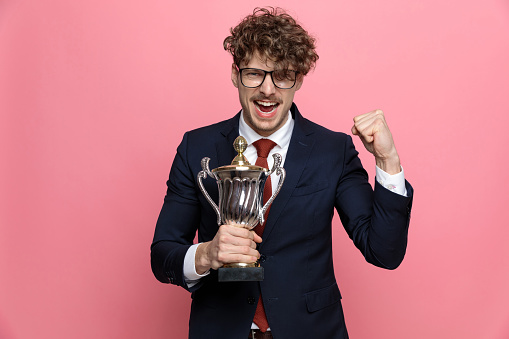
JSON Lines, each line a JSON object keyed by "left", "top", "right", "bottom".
{"left": 151, "top": 132, "right": 202, "bottom": 290}
{"left": 335, "top": 135, "right": 413, "bottom": 269}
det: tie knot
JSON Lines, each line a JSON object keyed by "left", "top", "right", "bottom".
{"left": 253, "top": 139, "right": 277, "bottom": 158}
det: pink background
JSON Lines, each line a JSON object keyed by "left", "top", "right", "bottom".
{"left": 1, "top": 0, "right": 509, "bottom": 338}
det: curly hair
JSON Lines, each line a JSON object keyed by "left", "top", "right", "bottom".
{"left": 223, "top": 7, "right": 318, "bottom": 75}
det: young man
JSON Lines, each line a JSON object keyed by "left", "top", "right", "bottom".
{"left": 151, "top": 7, "right": 413, "bottom": 339}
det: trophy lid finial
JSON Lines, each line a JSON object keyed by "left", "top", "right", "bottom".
{"left": 231, "top": 136, "right": 251, "bottom": 166}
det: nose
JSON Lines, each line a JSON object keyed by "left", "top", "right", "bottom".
{"left": 259, "top": 73, "right": 276, "bottom": 96}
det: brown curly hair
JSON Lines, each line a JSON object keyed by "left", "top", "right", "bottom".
{"left": 223, "top": 7, "right": 318, "bottom": 75}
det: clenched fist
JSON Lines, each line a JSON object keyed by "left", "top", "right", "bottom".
{"left": 195, "top": 224, "right": 262, "bottom": 274}
{"left": 352, "top": 109, "right": 401, "bottom": 175}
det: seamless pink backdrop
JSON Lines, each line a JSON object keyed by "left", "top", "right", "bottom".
{"left": 1, "top": 1, "right": 509, "bottom": 338}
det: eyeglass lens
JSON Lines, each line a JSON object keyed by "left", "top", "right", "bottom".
{"left": 240, "top": 69, "right": 297, "bottom": 89}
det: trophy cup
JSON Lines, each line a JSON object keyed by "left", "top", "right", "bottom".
{"left": 197, "top": 136, "right": 285, "bottom": 282}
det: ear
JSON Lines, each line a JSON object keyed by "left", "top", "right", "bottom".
{"left": 231, "top": 64, "right": 239, "bottom": 88}
{"left": 295, "top": 75, "right": 304, "bottom": 91}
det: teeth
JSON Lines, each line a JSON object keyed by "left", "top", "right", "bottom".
{"left": 255, "top": 101, "right": 278, "bottom": 114}
{"left": 256, "top": 101, "right": 277, "bottom": 107}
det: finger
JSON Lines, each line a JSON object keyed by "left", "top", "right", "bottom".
{"left": 217, "top": 226, "right": 260, "bottom": 249}
{"left": 361, "top": 134, "right": 374, "bottom": 143}
{"left": 353, "top": 109, "right": 385, "bottom": 128}
{"left": 352, "top": 117, "right": 376, "bottom": 137}
{"left": 361, "top": 116, "right": 391, "bottom": 140}
{"left": 353, "top": 112, "right": 380, "bottom": 130}
{"left": 225, "top": 235, "right": 258, "bottom": 248}
{"left": 220, "top": 224, "right": 254, "bottom": 239}
{"left": 219, "top": 242, "right": 259, "bottom": 256}
{"left": 353, "top": 118, "right": 377, "bottom": 142}
{"left": 227, "top": 229, "right": 261, "bottom": 247}
{"left": 353, "top": 109, "right": 382, "bottom": 122}
{"left": 217, "top": 244, "right": 260, "bottom": 263}
{"left": 353, "top": 111, "right": 370, "bottom": 123}
{"left": 353, "top": 112, "right": 388, "bottom": 142}
{"left": 252, "top": 231, "right": 263, "bottom": 244}
{"left": 217, "top": 252, "right": 260, "bottom": 265}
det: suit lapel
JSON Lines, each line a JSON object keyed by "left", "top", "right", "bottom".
{"left": 260, "top": 104, "right": 315, "bottom": 245}
{"left": 215, "top": 113, "right": 241, "bottom": 168}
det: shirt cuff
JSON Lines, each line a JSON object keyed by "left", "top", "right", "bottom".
{"left": 375, "top": 165, "right": 407, "bottom": 197}
{"left": 183, "top": 243, "right": 210, "bottom": 286}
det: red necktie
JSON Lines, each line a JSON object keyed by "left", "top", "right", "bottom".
{"left": 252, "top": 138, "right": 277, "bottom": 332}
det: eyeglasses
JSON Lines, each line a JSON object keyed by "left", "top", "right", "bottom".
{"left": 238, "top": 68, "right": 299, "bottom": 89}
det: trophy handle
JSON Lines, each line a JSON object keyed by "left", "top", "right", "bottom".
{"left": 259, "top": 153, "right": 286, "bottom": 225}
{"left": 197, "top": 157, "right": 221, "bottom": 225}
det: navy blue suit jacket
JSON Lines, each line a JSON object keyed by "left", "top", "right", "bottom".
{"left": 151, "top": 104, "right": 413, "bottom": 339}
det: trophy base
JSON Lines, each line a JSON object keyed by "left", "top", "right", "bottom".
{"left": 218, "top": 266, "right": 264, "bottom": 282}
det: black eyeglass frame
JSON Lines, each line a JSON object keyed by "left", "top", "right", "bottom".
{"left": 237, "top": 68, "right": 300, "bottom": 89}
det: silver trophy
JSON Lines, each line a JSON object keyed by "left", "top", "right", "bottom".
{"left": 197, "top": 136, "right": 285, "bottom": 281}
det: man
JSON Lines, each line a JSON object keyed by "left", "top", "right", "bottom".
{"left": 151, "top": 7, "right": 413, "bottom": 339}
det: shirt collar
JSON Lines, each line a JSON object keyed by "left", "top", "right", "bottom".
{"left": 239, "top": 110, "right": 294, "bottom": 150}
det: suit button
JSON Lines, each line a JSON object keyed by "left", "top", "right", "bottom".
{"left": 259, "top": 255, "right": 266, "bottom": 263}
{"left": 247, "top": 297, "right": 256, "bottom": 305}
{"left": 166, "top": 271, "right": 176, "bottom": 284}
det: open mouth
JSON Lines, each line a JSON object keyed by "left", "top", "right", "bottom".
{"left": 254, "top": 101, "right": 279, "bottom": 114}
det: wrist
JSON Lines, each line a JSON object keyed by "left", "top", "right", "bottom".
{"left": 375, "top": 152, "right": 401, "bottom": 175}
{"left": 195, "top": 242, "right": 212, "bottom": 275}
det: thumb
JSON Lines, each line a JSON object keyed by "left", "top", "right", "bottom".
{"left": 361, "top": 134, "right": 374, "bottom": 143}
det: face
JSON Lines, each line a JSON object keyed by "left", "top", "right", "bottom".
{"left": 231, "top": 52, "right": 303, "bottom": 137}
